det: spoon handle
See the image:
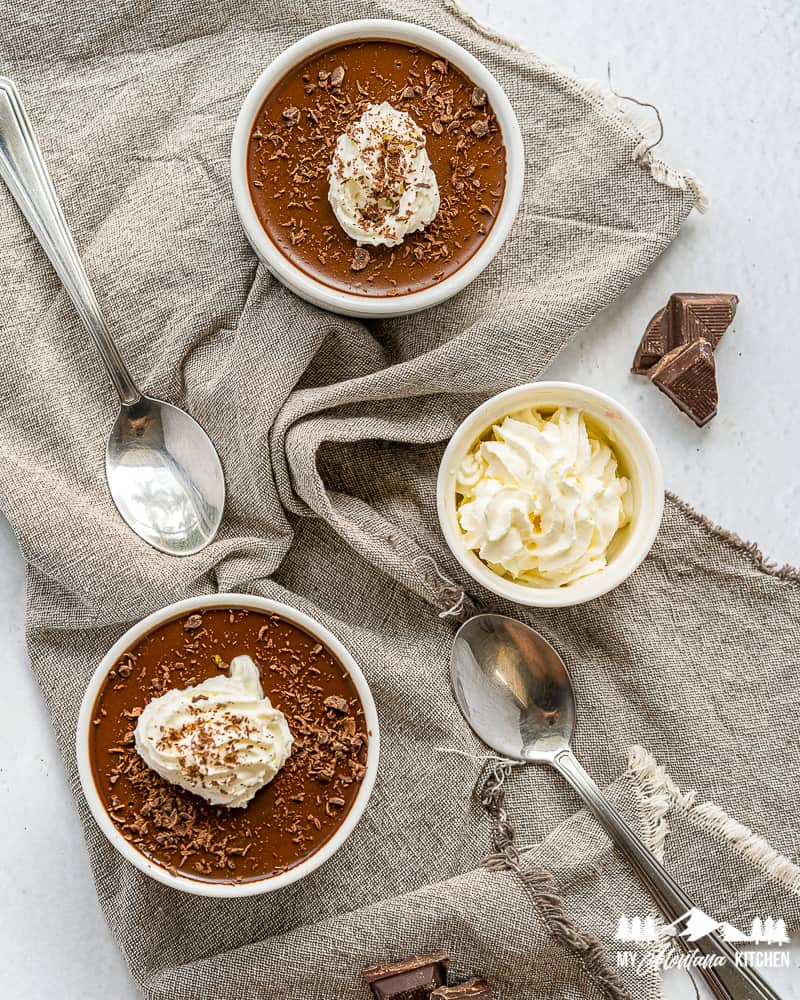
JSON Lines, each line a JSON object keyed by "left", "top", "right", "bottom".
{"left": 0, "top": 78, "right": 140, "bottom": 405}
{"left": 553, "top": 748, "right": 783, "bottom": 1000}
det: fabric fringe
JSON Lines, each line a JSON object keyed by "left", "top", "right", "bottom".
{"left": 627, "top": 746, "right": 800, "bottom": 893}
{"left": 576, "top": 78, "right": 708, "bottom": 212}
{"left": 667, "top": 492, "right": 800, "bottom": 585}
{"left": 477, "top": 763, "right": 632, "bottom": 1000}
{"left": 444, "top": 0, "right": 707, "bottom": 213}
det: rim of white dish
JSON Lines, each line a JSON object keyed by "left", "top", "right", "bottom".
{"left": 76, "top": 593, "right": 380, "bottom": 897}
{"left": 230, "top": 19, "right": 525, "bottom": 318}
{"left": 436, "top": 381, "right": 665, "bottom": 607}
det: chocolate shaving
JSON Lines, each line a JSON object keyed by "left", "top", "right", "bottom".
{"left": 471, "top": 86, "right": 487, "bottom": 107}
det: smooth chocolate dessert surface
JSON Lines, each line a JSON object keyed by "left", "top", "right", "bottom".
{"left": 89, "top": 607, "right": 369, "bottom": 883}
{"left": 247, "top": 39, "right": 507, "bottom": 296}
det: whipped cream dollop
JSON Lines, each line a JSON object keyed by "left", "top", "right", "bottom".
{"left": 456, "top": 407, "right": 631, "bottom": 587}
{"left": 328, "top": 101, "right": 440, "bottom": 247}
{"left": 134, "top": 655, "right": 292, "bottom": 808}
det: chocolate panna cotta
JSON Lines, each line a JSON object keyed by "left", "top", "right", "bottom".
{"left": 247, "top": 39, "right": 507, "bottom": 296}
{"left": 89, "top": 607, "right": 369, "bottom": 883}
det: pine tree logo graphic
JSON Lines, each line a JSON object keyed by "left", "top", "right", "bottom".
{"left": 614, "top": 910, "right": 790, "bottom": 945}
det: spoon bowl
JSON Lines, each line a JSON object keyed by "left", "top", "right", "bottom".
{"left": 107, "top": 396, "right": 225, "bottom": 555}
{"left": 451, "top": 613, "right": 575, "bottom": 762}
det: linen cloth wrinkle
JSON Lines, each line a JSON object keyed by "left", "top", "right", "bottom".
{"left": 1, "top": 2, "right": 798, "bottom": 999}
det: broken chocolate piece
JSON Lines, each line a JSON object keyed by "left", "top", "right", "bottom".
{"left": 669, "top": 292, "right": 738, "bottom": 350}
{"left": 470, "top": 118, "right": 489, "bottom": 138}
{"left": 649, "top": 339, "right": 718, "bottom": 426}
{"left": 432, "top": 978, "right": 492, "bottom": 999}
{"left": 471, "top": 86, "right": 487, "bottom": 107}
{"left": 632, "top": 293, "right": 738, "bottom": 374}
{"left": 632, "top": 305, "right": 668, "bottom": 373}
{"left": 364, "top": 953, "right": 449, "bottom": 1000}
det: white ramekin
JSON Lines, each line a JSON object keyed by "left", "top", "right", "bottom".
{"left": 76, "top": 594, "right": 380, "bottom": 897}
{"left": 230, "top": 19, "right": 525, "bottom": 318}
{"left": 437, "top": 382, "right": 665, "bottom": 607}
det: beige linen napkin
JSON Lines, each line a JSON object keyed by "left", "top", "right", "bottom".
{"left": 2, "top": 2, "right": 798, "bottom": 998}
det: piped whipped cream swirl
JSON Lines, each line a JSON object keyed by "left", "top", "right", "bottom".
{"left": 456, "top": 407, "right": 631, "bottom": 587}
{"left": 328, "top": 101, "right": 440, "bottom": 247}
{"left": 134, "top": 655, "right": 292, "bottom": 808}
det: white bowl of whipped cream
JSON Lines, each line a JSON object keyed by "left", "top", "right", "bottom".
{"left": 437, "top": 382, "right": 664, "bottom": 606}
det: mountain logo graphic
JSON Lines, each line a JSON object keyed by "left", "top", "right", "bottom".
{"left": 666, "top": 907, "right": 725, "bottom": 942}
{"left": 614, "top": 909, "right": 789, "bottom": 945}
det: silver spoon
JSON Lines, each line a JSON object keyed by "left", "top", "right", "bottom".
{"left": 0, "top": 78, "right": 225, "bottom": 556}
{"left": 451, "top": 613, "right": 783, "bottom": 1000}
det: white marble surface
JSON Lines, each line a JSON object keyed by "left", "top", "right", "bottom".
{"left": 1, "top": 1, "right": 798, "bottom": 997}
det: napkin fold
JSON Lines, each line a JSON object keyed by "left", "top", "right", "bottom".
{"left": 2, "top": 2, "right": 798, "bottom": 999}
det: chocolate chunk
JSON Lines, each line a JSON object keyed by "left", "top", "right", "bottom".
{"left": 323, "top": 694, "right": 349, "bottom": 713}
{"left": 330, "top": 65, "right": 345, "bottom": 88}
{"left": 471, "top": 86, "right": 488, "bottom": 107}
{"left": 183, "top": 614, "right": 203, "bottom": 630}
{"left": 431, "top": 60, "right": 448, "bottom": 74}
{"left": 470, "top": 119, "right": 489, "bottom": 138}
{"left": 649, "top": 339, "right": 718, "bottom": 426}
{"left": 670, "top": 292, "right": 737, "bottom": 349}
{"left": 364, "top": 953, "right": 449, "bottom": 1000}
{"left": 632, "top": 305, "right": 668, "bottom": 373}
{"left": 351, "top": 248, "right": 371, "bottom": 271}
{"left": 432, "top": 978, "right": 492, "bottom": 999}
{"left": 632, "top": 293, "right": 738, "bottom": 374}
